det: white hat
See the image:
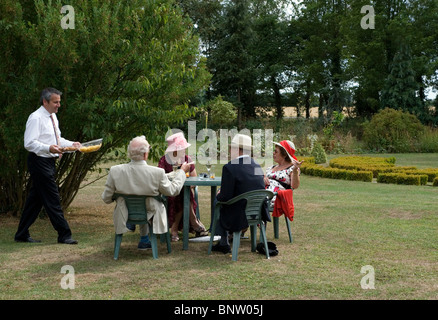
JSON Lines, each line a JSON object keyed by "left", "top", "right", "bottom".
{"left": 230, "top": 133, "right": 253, "bottom": 150}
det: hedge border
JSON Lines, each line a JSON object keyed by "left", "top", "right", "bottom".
{"left": 301, "top": 156, "right": 438, "bottom": 186}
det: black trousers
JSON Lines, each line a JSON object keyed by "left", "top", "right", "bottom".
{"left": 15, "top": 153, "right": 72, "bottom": 242}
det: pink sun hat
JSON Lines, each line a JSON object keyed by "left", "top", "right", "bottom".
{"left": 165, "top": 132, "right": 191, "bottom": 153}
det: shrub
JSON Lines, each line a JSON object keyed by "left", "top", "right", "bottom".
{"left": 377, "top": 173, "right": 427, "bottom": 186}
{"left": 377, "top": 173, "right": 399, "bottom": 184}
{"left": 311, "top": 142, "right": 327, "bottom": 164}
{"left": 298, "top": 156, "right": 315, "bottom": 164}
{"left": 203, "top": 95, "right": 237, "bottom": 128}
{"left": 433, "top": 177, "right": 438, "bottom": 187}
{"left": 418, "top": 127, "right": 438, "bottom": 152}
{"left": 301, "top": 162, "right": 372, "bottom": 182}
{"left": 362, "top": 108, "right": 425, "bottom": 152}
{"left": 346, "top": 171, "right": 373, "bottom": 182}
{"left": 396, "top": 174, "right": 421, "bottom": 186}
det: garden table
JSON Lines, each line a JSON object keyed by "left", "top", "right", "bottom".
{"left": 182, "top": 177, "right": 221, "bottom": 250}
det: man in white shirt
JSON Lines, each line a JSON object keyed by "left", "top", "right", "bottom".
{"left": 102, "top": 136, "right": 190, "bottom": 250}
{"left": 15, "top": 88, "right": 81, "bottom": 244}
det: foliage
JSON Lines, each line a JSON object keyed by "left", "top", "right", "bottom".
{"left": 377, "top": 173, "right": 427, "bottom": 186}
{"left": 181, "top": 0, "right": 438, "bottom": 123}
{"left": 202, "top": 95, "right": 237, "bottom": 128}
{"left": 301, "top": 163, "right": 373, "bottom": 182}
{"left": 362, "top": 108, "right": 425, "bottom": 153}
{"left": 380, "top": 43, "right": 424, "bottom": 120}
{"left": 207, "top": 0, "right": 256, "bottom": 125}
{"left": 0, "top": 0, "right": 210, "bottom": 214}
{"left": 310, "top": 142, "right": 327, "bottom": 164}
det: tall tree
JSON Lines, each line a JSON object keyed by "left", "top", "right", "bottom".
{"left": 380, "top": 43, "right": 422, "bottom": 116}
{"left": 293, "top": 0, "right": 349, "bottom": 120}
{"left": 252, "top": 0, "right": 291, "bottom": 119}
{"left": 0, "top": 0, "right": 210, "bottom": 214}
{"left": 208, "top": 0, "right": 257, "bottom": 126}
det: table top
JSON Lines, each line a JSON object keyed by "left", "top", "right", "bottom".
{"left": 184, "top": 177, "right": 222, "bottom": 186}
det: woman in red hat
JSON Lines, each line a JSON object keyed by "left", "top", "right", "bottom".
{"left": 158, "top": 132, "right": 208, "bottom": 241}
{"left": 264, "top": 140, "right": 303, "bottom": 207}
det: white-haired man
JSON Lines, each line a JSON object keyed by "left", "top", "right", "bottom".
{"left": 102, "top": 136, "right": 190, "bottom": 249}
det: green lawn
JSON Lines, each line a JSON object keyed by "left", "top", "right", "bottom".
{"left": 0, "top": 153, "right": 437, "bottom": 300}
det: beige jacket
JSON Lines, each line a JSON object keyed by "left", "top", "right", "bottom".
{"left": 102, "top": 160, "right": 186, "bottom": 235}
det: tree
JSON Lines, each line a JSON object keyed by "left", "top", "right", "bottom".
{"left": 252, "top": 0, "right": 291, "bottom": 120}
{"left": 0, "top": 0, "right": 210, "bottom": 214}
{"left": 344, "top": 0, "right": 438, "bottom": 119}
{"left": 380, "top": 43, "right": 422, "bottom": 117}
{"left": 293, "top": 0, "right": 350, "bottom": 121}
{"left": 208, "top": 0, "right": 257, "bottom": 127}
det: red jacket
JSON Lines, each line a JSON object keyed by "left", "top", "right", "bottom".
{"left": 272, "top": 189, "right": 294, "bottom": 221}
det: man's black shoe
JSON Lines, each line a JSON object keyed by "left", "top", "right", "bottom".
{"left": 15, "top": 237, "right": 41, "bottom": 243}
{"left": 58, "top": 238, "right": 78, "bottom": 245}
{"left": 211, "top": 243, "right": 231, "bottom": 254}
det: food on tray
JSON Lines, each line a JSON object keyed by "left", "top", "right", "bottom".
{"left": 79, "top": 144, "right": 102, "bottom": 153}
{"left": 62, "top": 146, "right": 78, "bottom": 152}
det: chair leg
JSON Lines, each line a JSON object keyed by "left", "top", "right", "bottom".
{"left": 114, "top": 234, "right": 123, "bottom": 260}
{"left": 149, "top": 231, "right": 158, "bottom": 259}
{"left": 231, "top": 231, "right": 241, "bottom": 261}
{"left": 260, "top": 224, "right": 270, "bottom": 259}
{"left": 285, "top": 216, "right": 293, "bottom": 243}
{"left": 273, "top": 216, "right": 279, "bottom": 239}
{"left": 166, "top": 231, "right": 172, "bottom": 254}
{"left": 147, "top": 223, "right": 158, "bottom": 259}
{"left": 250, "top": 225, "right": 257, "bottom": 252}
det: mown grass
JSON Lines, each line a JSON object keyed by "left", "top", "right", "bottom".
{"left": 0, "top": 153, "right": 437, "bottom": 300}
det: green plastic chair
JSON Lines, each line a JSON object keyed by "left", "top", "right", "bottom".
{"left": 270, "top": 192, "right": 293, "bottom": 243}
{"left": 112, "top": 193, "right": 171, "bottom": 260}
{"left": 208, "top": 190, "right": 274, "bottom": 261}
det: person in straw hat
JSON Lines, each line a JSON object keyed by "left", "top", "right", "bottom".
{"left": 158, "top": 132, "right": 208, "bottom": 241}
{"left": 264, "top": 140, "right": 303, "bottom": 207}
{"left": 211, "top": 133, "right": 269, "bottom": 254}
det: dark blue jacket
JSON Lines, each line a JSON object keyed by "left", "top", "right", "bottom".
{"left": 216, "top": 156, "right": 269, "bottom": 232}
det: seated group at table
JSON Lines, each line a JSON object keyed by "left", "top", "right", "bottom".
{"left": 101, "top": 132, "right": 302, "bottom": 253}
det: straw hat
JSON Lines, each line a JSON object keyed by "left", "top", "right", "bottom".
{"left": 230, "top": 133, "right": 253, "bottom": 150}
{"left": 273, "top": 140, "right": 298, "bottom": 163}
{"left": 165, "top": 132, "right": 191, "bottom": 153}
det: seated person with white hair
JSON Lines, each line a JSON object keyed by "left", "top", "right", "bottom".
{"left": 102, "top": 136, "right": 190, "bottom": 249}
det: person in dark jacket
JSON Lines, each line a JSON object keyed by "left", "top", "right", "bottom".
{"left": 212, "top": 133, "right": 268, "bottom": 254}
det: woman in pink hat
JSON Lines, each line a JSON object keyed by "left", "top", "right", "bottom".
{"left": 264, "top": 140, "right": 303, "bottom": 206}
{"left": 158, "top": 132, "right": 208, "bottom": 241}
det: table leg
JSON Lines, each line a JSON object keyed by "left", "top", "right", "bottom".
{"left": 210, "top": 186, "right": 217, "bottom": 232}
{"left": 183, "top": 185, "right": 190, "bottom": 250}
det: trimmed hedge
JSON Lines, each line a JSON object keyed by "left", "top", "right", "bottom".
{"left": 301, "top": 155, "right": 438, "bottom": 186}
{"left": 377, "top": 173, "right": 428, "bottom": 186}
{"left": 301, "top": 163, "right": 373, "bottom": 182}
{"left": 297, "top": 156, "right": 315, "bottom": 164}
